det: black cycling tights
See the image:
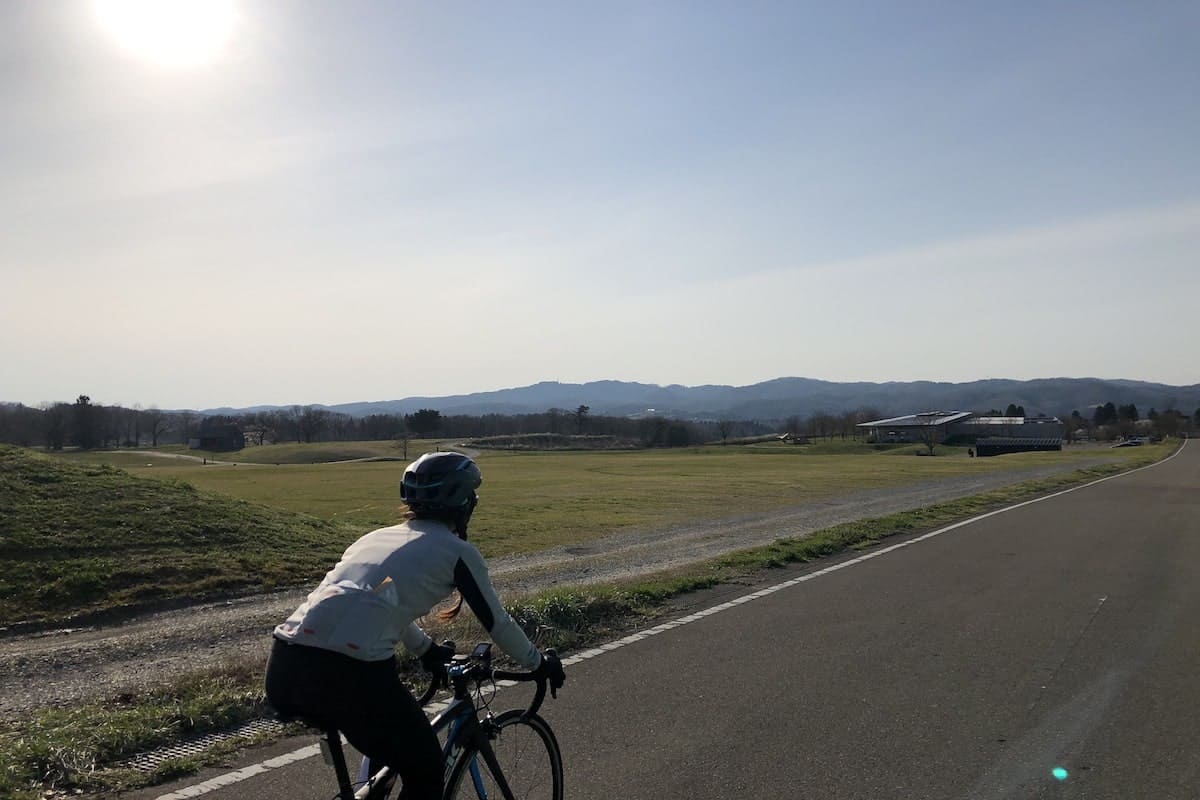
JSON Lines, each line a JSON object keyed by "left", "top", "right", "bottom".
{"left": 265, "top": 639, "right": 443, "bottom": 800}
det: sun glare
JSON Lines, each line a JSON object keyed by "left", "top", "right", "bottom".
{"left": 94, "top": 0, "right": 235, "bottom": 67}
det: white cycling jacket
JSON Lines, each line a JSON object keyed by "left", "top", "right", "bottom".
{"left": 274, "top": 518, "right": 540, "bottom": 669}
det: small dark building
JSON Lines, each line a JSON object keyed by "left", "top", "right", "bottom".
{"left": 974, "top": 436, "right": 1062, "bottom": 457}
{"left": 190, "top": 421, "right": 245, "bottom": 451}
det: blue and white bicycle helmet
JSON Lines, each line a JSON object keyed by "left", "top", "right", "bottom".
{"left": 400, "top": 452, "right": 481, "bottom": 513}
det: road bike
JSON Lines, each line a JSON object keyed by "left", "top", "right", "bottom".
{"left": 311, "top": 642, "right": 563, "bottom": 800}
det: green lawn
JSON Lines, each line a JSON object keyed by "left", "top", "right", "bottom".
{"left": 11, "top": 439, "right": 1155, "bottom": 627}
{"left": 61, "top": 439, "right": 427, "bottom": 464}
{"left": 188, "top": 439, "right": 419, "bottom": 464}
{"left": 47, "top": 441, "right": 1136, "bottom": 558}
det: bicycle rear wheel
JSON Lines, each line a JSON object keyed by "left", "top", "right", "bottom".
{"left": 443, "top": 710, "right": 562, "bottom": 800}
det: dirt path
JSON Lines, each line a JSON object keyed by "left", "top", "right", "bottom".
{"left": 0, "top": 459, "right": 1110, "bottom": 721}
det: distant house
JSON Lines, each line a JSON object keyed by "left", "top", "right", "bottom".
{"left": 189, "top": 421, "right": 245, "bottom": 451}
{"left": 857, "top": 411, "right": 1063, "bottom": 453}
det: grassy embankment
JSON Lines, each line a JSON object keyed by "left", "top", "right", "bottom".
{"left": 0, "top": 446, "right": 362, "bottom": 627}
{"left": 0, "top": 440, "right": 1177, "bottom": 797}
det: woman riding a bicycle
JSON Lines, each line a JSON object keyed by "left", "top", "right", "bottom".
{"left": 265, "top": 451, "right": 566, "bottom": 800}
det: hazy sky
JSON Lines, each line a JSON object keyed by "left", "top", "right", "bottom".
{"left": 3, "top": 1, "right": 1198, "bottom": 409}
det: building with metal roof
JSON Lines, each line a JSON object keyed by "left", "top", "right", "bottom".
{"left": 857, "top": 411, "right": 1064, "bottom": 450}
{"left": 856, "top": 411, "right": 973, "bottom": 443}
{"left": 951, "top": 415, "right": 1065, "bottom": 441}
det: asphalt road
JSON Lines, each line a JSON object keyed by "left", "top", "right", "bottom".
{"left": 131, "top": 441, "right": 1199, "bottom": 800}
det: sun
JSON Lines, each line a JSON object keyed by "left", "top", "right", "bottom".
{"left": 94, "top": 0, "right": 235, "bottom": 67}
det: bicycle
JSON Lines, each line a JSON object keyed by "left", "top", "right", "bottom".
{"left": 310, "top": 641, "right": 563, "bottom": 800}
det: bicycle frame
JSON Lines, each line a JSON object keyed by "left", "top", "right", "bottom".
{"left": 353, "top": 696, "right": 474, "bottom": 776}
{"left": 352, "top": 679, "right": 513, "bottom": 798}
{"left": 345, "top": 696, "right": 466, "bottom": 797}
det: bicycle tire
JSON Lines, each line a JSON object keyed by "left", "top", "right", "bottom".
{"left": 443, "top": 710, "right": 563, "bottom": 800}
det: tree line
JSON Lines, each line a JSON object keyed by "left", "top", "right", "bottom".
{"left": 3, "top": 396, "right": 1197, "bottom": 452}
{"left": 0, "top": 398, "right": 776, "bottom": 451}
{"left": 1065, "top": 402, "right": 1197, "bottom": 441}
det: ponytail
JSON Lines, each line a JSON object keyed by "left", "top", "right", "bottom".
{"left": 436, "top": 593, "right": 464, "bottom": 622}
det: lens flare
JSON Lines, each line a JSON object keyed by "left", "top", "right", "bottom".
{"left": 94, "top": 0, "right": 235, "bottom": 67}
{"left": 1052, "top": 767, "right": 1069, "bottom": 781}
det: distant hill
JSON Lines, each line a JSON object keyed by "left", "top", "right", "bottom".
{"left": 201, "top": 377, "right": 1200, "bottom": 421}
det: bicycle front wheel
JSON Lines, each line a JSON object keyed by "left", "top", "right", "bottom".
{"left": 444, "top": 710, "right": 562, "bottom": 800}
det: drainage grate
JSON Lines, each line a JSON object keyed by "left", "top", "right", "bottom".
{"left": 124, "top": 718, "right": 288, "bottom": 771}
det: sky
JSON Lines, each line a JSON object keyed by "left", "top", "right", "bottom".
{"left": 3, "top": 1, "right": 1198, "bottom": 410}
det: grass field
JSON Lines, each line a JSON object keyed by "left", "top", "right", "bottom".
{"left": 49, "top": 440, "right": 1138, "bottom": 556}
{"left": 9, "top": 439, "right": 1153, "bottom": 627}
{"left": 156, "top": 440, "right": 419, "bottom": 464}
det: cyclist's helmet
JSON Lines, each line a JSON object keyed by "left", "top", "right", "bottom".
{"left": 400, "top": 452, "right": 482, "bottom": 513}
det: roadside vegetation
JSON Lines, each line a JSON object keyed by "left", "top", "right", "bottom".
{"left": 0, "top": 440, "right": 1178, "bottom": 799}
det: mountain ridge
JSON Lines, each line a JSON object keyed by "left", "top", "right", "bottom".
{"left": 199, "top": 377, "right": 1200, "bottom": 421}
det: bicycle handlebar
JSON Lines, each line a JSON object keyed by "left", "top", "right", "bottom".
{"left": 414, "top": 641, "right": 556, "bottom": 716}
{"left": 493, "top": 663, "right": 549, "bottom": 715}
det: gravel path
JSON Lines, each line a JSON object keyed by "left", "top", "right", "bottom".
{"left": 0, "top": 459, "right": 1111, "bottom": 721}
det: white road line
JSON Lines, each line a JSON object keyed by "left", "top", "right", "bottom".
{"left": 154, "top": 442, "right": 1185, "bottom": 799}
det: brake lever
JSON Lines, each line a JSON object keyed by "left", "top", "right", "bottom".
{"left": 546, "top": 647, "right": 560, "bottom": 699}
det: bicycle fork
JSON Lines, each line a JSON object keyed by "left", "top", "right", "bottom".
{"left": 469, "top": 736, "right": 518, "bottom": 800}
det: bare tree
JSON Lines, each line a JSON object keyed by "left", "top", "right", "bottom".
{"left": 638, "top": 416, "right": 668, "bottom": 447}
{"left": 264, "top": 410, "right": 292, "bottom": 444}
{"left": 717, "top": 419, "right": 735, "bottom": 444}
{"left": 811, "top": 411, "right": 839, "bottom": 440}
{"left": 131, "top": 404, "right": 143, "bottom": 447}
{"left": 71, "top": 395, "right": 99, "bottom": 449}
{"left": 396, "top": 426, "right": 410, "bottom": 460}
{"left": 917, "top": 422, "right": 941, "bottom": 455}
{"left": 143, "top": 407, "right": 170, "bottom": 447}
{"left": 103, "top": 404, "right": 124, "bottom": 448}
{"left": 1152, "top": 409, "right": 1184, "bottom": 439}
{"left": 42, "top": 402, "right": 69, "bottom": 450}
{"left": 242, "top": 411, "right": 275, "bottom": 446}
{"left": 0, "top": 403, "right": 41, "bottom": 447}
{"left": 277, "top": 406, "right": 306, "bottom": 442}
{"left": 178, "top": 410, "right": 196, "bottom": 446}
{"left": 297, "top": 406, "right": 330, "bottom": 443}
